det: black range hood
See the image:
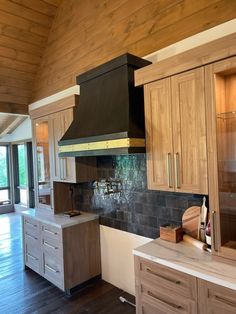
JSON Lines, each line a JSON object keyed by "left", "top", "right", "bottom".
{"left": 58, "top": 53, "right": 151, "bottom": 157}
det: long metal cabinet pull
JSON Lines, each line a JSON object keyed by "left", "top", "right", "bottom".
{"left": 146, "top": 268, "right": 180, "bottom": 285}
{"left": 27, "top": 253, "right": 38, "bottom": 261}
{"left": 147, "top": 291, "right": 182, "bottom": 310}
{"left": 166, "top": 153, "right": 173, "bottom": 188}
{"left": 212, "top": 211, "right": 218, "bottom": 252}
{"left": 174, "top": 152, "right": 181, "bottom": 188}
{"left": 215, "top": 295, "right": 236, "bottom": 307}
{"left": 45, "top": 264, "right": 59, "bottom": 273}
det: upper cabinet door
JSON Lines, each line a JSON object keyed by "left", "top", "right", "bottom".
{"left": 60, "top": 108, "right": 76, "bottom": 183}
{"left": 49, "top": 111, "right": 64, "bottom": 182}
{"left": 33, "top": 116, "right": 52, "bottom": 209}
{"left": 171, "top": 68, "right": 208, "bottom": 195}
{"left": 206, "top": 56, "right": 236, "bottom": 261}
{"left": 144, "top": 79, "right": 174, "bottom": 191}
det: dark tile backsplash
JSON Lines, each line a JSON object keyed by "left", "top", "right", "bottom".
{"left": 74, "top": 154, "right": 206, "bottom": 239}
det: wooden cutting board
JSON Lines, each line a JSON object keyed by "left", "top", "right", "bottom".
{"left": 182, "top": 206, "right": 201, "bottom": 239}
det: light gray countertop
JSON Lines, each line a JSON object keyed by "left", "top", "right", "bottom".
{"left": 133, "top": 238, "right": 236, "bottom": 291}
{"left": 20, "top": 208, "right": 99, "bottom": 228}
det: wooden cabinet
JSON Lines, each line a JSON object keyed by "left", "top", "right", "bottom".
{"left": 198, "top": 279, "right": 236, "bottom": 314}
{"left": 22, "top": 214, "right": 101, "bottom": 293}
{"left": 31, "top": 95, "right": 97, "bottom": 211}
{"left": 135, "top": 256, "right": 236, "bottom": 314}
{"left": 206, "top": 55, "right": 236, "bottom": 262}
{"left": 144, "top": 68, "right": 208, "bottom": 194}
{"left": 135, "top": 256, "right": 197, "bottom": 314}
{"left": 49, "top": 108, "right": 77, "bottom": 183}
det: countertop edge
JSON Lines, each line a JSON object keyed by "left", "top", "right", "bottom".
{"left": 20, "top": 210, "right": 99, "bottom": 229}
{"left": 133, "top": 249, "right": 236, "bottom": 291}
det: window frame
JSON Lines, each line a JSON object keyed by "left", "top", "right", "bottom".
{"left": 0, "top": 143, "right": 11, "bottom": 206}
{"left": 11, "top": 140, "right": 34, "bottom": 208}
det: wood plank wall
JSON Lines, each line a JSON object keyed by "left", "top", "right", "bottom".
{"left": 32, "top": 0, "right": 236, "bottom": 101}
{"left": 0, "top": 0, "right": 61, "bottom": 113}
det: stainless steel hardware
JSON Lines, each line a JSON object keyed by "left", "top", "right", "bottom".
{"left": 146, "top": 268, "right": 181, "bottom": 285}
{"left": 44, "top": 228, "right": 57, "bottom": 236}
{"left": 147, "top": 291, "right": 182, "bottom": 310}
{"left": 45, "top": 264, "right": 59, "bottom": 273}
{"left": 215, "top": 295, "right": 236, "bottom": 307}
{"left": 44, "top": 241, "right": 58, "bottom": 250}
{"left": 212, "top": 210, "right": 218, "bottom": 252}
{"left": 174, "top": 152, "right": 181, "bottom": 189}
{"left": 26, "top": 232, "right": 37, "bottom": 240}
{"left": 166, "top": 153, "right": 173, "bottom": 188}
{"left": 26, "top": 220, "right": 37, "bottom": 228}
{"left": 27, "top": 253, "right": 38, "bottom": 261}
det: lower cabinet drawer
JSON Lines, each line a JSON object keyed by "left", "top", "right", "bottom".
{"left": 41, "top": 224, "right": 62, "bottom": 243}
{"left": 139, "top": 282, "right": 197, "bottom": 314}
{"left": 198, "top": 279, "right": 236, "bottom": 314}
{"left": 42, "top": 251, "right": 64, "bottom": 289}
{"left": 25, "top": 238, "right": 40, "bottom": 274}
{"left": 137, "top": 257, "right": 197, "bottom": 300}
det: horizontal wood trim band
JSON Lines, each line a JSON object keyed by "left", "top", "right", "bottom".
{"left": 59, "top": 138, "right": 146, "bottom": 153}
{"left": 30, "top": 94, "right": 78, "bottom": 119}
{"left": 135, "top": 33, "right": 236, "bottom": 86}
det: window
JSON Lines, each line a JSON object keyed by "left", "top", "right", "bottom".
{"left": 12, "top": 142, "right": 34, "bottom": 207}
{"left": 17, "top": 144, "right": 27, "bottom": 205}
{"left": 0, "top": 145, "right": 10, "bottom": 205}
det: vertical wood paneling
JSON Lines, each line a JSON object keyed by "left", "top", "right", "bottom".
{"left": 32, "top": 0, "right": 236, "bottom": 101}
{"left": 0, "top": 0, "right": 61, "bottom": 111}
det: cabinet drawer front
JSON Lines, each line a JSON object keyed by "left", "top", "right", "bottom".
{"left": 42, "top": 237, "right": 61, "bottom": 258}
{"left": 141, "top": 283, "right": 197, "bottom": 314}
{"left": 25, "top": 240, "right": 40, "bottom": 273}
{"left": 42, "top": 251, "right": 63, "bottom": 289}
{"left": 138, "top": 258, "right": 197, "bottom": 300}
{"left": 41, "top": 224, "right": 62, "bottom": 243}
{"left": 24, "top": 217, "right": 39, "bottom": 236}
{"left": 198, "top": 279, "right": 236, "bottom": 314}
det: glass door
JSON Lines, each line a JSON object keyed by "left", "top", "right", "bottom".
{"left": 34, "top": 118, "right": 51, "bottom": 209}
{"left": 215, "top": 67, "right": 236, "bottom": 253}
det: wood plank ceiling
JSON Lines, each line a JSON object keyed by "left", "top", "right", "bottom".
{"left": 0, "top": 0, "right": 62, "bottom": 115}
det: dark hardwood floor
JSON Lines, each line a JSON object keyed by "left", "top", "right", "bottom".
{"left": 0, "top": 213, "right": 135, "bottom": 314}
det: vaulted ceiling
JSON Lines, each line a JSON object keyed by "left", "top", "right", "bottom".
{"left": 0, "top": 0, "right": 62, "bottom": 115}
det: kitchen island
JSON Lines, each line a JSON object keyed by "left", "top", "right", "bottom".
{"left": 21, "top": 208, "right": 101, "bottom": 294}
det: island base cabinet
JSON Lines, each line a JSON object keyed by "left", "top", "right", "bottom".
{"left": 198, "top": 279, "right": 236, "bottom": 314}
{"left": 23, "top": 216, "right": 101, "bottom": 293}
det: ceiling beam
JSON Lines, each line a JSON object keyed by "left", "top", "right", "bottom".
{"left": 0, "top": 116, "right": 27, "bottom": 138}
{"left": 0, "top": 102, "right": 28, "bottom": 115}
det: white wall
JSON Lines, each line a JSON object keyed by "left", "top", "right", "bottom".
{"left": 1, "top": 117, "right": 32, "bottom": 142}
{"left": 100, "top": 226, "right": 151, "bottom": 295}
{"left": 99, "top": 20, "right": 236, "bottom": 295}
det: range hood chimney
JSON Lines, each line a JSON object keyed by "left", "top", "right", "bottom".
{"left": 58, "top": 53, "right": 151, "bottom": 157}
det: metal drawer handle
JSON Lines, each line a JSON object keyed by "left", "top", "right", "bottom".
{"left": 44, "top": 228, "right": 58, "bottom": 235}
{"left": 26, "top": 220, "right": 37, "bottom": 228}
{"left": 215, "top": 295, "right": 236, "bottom": 307}
{"left": 146, "top": 268, "right": 181, "bottom": 285}
{"left": 27, "top": 253, "right": 38, "bottom": 261}
{"left": 166, "top": 153, "right": 173, "bottom": 188}
{"left": 174, "top": 152, "right": 181, "bottom": 188}
{"left": 26, "top": 232, "right": 37, "bottom": 241}
{"left": 44, "top": 241, "right": 58, "bottom": 250}
{"left": 212, "top": 211, "right": 218, "bottom": 252}
{"left": 148, "top": 291, "right": 183, "bottom": 310}
{"left": 45, "top": 264, "right": 59, "bottom": 273}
